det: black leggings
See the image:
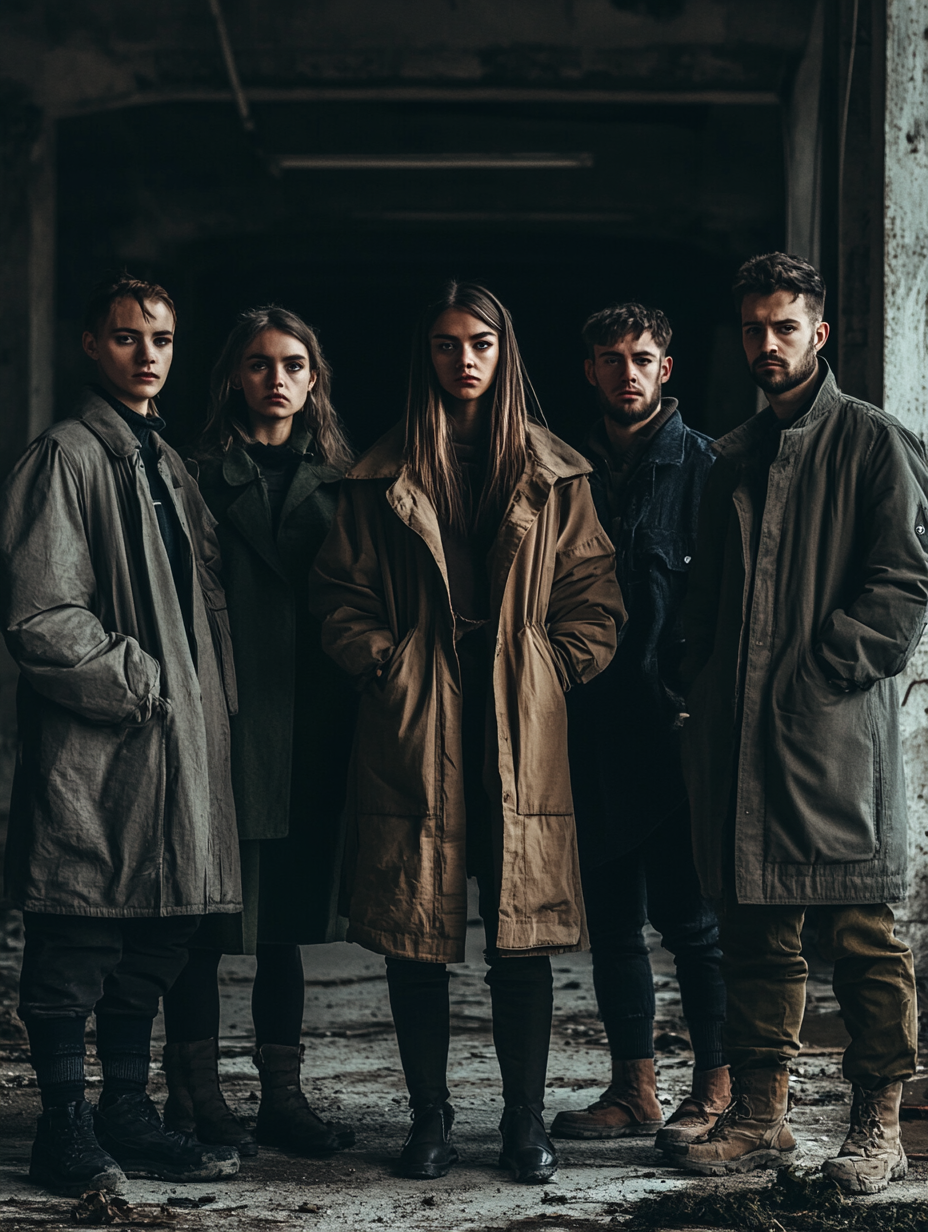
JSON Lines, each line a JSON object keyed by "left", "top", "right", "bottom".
{"left": 162, "top": 944, "right": 305, "bottom": 1048}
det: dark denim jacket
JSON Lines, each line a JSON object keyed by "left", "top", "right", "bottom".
{"left": 568, "top": 405, "right": 715, "bottom": 866}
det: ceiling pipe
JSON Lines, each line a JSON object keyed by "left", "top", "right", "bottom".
{"left": 206, "top": 0, "right": 256, "bottom": 135}
{"left": 276, "top": 152, "right": 594, "bottom": 171}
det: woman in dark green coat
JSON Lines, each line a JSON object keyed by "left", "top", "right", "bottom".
{"left": 161, "top": 306, "right": 356, "bottom": 1157}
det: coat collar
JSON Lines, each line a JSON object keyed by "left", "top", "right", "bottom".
{"left": 713, "top": 361, "right": 840, "bottom": 464}
{"left": 73, "top": 386, "right": 151, "bottom": 457}
{"left": 586, "top": 401, "right": 686, "bottom": 471}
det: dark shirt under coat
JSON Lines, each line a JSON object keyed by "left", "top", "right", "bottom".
{"left": 568, "top": 401, "right": 715, "bottom": 869}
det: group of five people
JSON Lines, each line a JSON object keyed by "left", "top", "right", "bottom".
{"left": 2, "top": 250, "right": 925, "bottom": 1200}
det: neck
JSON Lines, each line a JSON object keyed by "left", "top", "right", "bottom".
{"left": 446, "top": 397, "right": 486, "bottom": 446}
{"left": 603, "top": 399, "right": 664, "bottom": 453}
{"left": 98, "top": 374, "right": 155, "bottom": 418}
{"left": 248, "top": 415, "right": 294, "bottom": 446}
{"left": 766, "top": 359, "right": 822, "bottom": 420}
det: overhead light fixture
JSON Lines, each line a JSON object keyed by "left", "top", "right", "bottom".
{"left": 275, "top": 152, "right": 594, "bottom": 170}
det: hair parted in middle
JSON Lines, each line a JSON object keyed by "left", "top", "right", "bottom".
{"left": 581, "top": 302, "right": 672, "bottom": 360}
{"left": 405, "top": 280, "right": 541, "bottom": 534}
{"left": 197, "top": 304, "right": 354, "bottom": 470}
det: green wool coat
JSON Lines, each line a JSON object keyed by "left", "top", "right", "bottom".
{"left": 191, "top": 423, "right": 353, "bottom": 951}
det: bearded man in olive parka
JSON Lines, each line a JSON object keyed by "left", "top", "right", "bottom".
{"left": 677, "top": 253, "right": 928, "bottom": 1198}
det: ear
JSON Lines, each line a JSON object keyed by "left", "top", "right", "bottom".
{"left": 814, "top": 320, "right": 830, "bottom": 350}
{"left": 231, "top": 374, "right": 242, "bottom": 390}
{"left": 82, "top": 331, "right": 99, "bottom": 361}
{"left": 583, "top": 357, "right": 597, "bottom": 388}
{"left": 307, "top": 370, "right": 318, "bottom": 392}
{"left": 660, "top": 355, "right": 674, "bottom": 384}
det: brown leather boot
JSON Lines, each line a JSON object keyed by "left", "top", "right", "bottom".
{"left": 678, "top": 1067, "right": 796, "bottom": 1175}
{"left": 550, "top": 1059, "right": 663, "bottom": 1140}
{"left": 822, "top": 1082, "right": 908, "bottom": 1194}
{"left": 254, "top": 1044, "right": 355, "bottom": 1156}
{"left": 655, "top": 1066, "right": 731, "bottom": 1154}
{"left": 162, "top": 1039, "right": 258, "bottom": 1156}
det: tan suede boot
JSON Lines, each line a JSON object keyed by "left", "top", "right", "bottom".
{"left": 550, "top": 1059, "right": 663, "bottom": 1140}
{"left": 822, "top": 1082, "right": 908, "bottom": 1194}
{"left": 678, "top": 1067, "right": 796, "bottom": 1174}
{"left": 655, "top": 1066, "right": 731, "bottom": 1154}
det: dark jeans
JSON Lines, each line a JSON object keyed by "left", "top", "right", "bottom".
{"left": 584, "top": 804, "right": 726, "bottom": 1069}
{"left": 19, "top": 911, "right": 202, "bottom": 1023}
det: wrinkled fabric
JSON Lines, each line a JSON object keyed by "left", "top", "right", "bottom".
{"left": 0, "top": 389, "right": 241, "bottom": 918}
{"left": 682, "top": 364, "right": 928, "bottom": 905}
{"left": 309, "top": 421, "right": 625, "bottom": 963}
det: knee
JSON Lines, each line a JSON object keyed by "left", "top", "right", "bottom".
{"left": 385, "top": 957, "right": 449, "bottom": 988}
{"left": 484, "top": 956, "right": 552, "bottom": 991}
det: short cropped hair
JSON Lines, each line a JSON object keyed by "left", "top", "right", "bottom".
{"left": 732, "top": 253, "right": 825, "bottom": 320}
{"left": 83, "top": 273, "right": 176, "bottom": 336}
{"left": 581, "top": 302, "right": 672, "bottom": 360}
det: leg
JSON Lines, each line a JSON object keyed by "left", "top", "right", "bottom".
{"left": 251, "top": 943, "right": 353, "bottom": 1155}
{"left": 162, "top": 949, "right": 223, "bottom": 1043}
{"left": 550, "top": 849, "right": 664, "bottom": 1140}
{"left": 818, "top": 904, "right": 914, "bottom": 1195}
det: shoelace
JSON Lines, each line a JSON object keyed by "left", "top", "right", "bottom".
{"left": 705, "top": 1093, "right": 749, "bottom": 1141}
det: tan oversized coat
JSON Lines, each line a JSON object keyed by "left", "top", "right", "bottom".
{"left": 309, "top": 421, "right": 624, "bottom": 962}
{"left": 0, "top": 390, "right": 241, "bottom": 917}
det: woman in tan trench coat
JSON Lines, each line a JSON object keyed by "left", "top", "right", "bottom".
{"left": 309, "top": 282, "right": 624, "bottom": 1184}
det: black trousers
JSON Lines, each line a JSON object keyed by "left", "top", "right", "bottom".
{"left": 583, "top": 804, "right": 726, "bottom": 1069}
{"left": 18, "top": 911, "right": 201, "bottom": 1023}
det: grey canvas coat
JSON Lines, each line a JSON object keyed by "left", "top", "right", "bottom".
{"left": 681, "top": 365, "right": 928, "bottom": 905}
{"left": 309, "top": 421, "right": 625, "bottom": 964}
{"left": 0, "top": 389, "right": 242, "bottom": 918}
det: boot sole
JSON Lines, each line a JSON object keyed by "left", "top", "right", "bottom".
{"left": 498, "top": 1153, "right": 557, "bottom": 1183}
{"left": 680, "top": 1147, "right": 796, "bottom": 1176}
{"left": 822, "top": 1152, "right": 908, "bottom": 1194}
{"left": 29, "top": 1161, "right": 127, "bottom": 1197}
{"left": 116, "top": 1155, "right": 240, "bottom": 1181}
{"left": 256, "top": 1129, "right": 348, "bottom": 1156}
{"left": 550, "top": 1120, "right": 662, "bottom": 1140}
{"left": 164, "top": 1117, "right": 260, "bottom": 1158}
{"left": 399, "top": 1148, "right": 459, "bottom": 1179}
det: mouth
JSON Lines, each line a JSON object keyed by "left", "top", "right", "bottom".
{"left": 266, "top": 395, "right": 289, "bottom": 404}
{"left": 133, "top": 373, "right": 159, "bottom": 382}
{"left": 456, "top": 376, "right": 480, "bottom": 385}
{"left": 755, "top": 359, "right": 784, "bottom": 370}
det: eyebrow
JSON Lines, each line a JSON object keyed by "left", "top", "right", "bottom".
{"left": 245, "top": 351, "right": 307, "bottom": 362}
{"left": 598, "top": 346, "right": 659, "bottom": 357}
{"left": 110, "top": 326, "right": 174, "bottom": 336}
{"left": 430, "top": 331, "right": 495, "bottom": 341}
{"left": 742, "top": 318, "right": 801, "bottom": 328}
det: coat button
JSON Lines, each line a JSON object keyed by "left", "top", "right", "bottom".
{"left": 684, "top": 555, "right": 692, "bottom": 564}
{"left": 917, "top": 525, "right": 925, "bottom": 535}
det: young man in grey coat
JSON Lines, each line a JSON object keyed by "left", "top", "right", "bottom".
{"left": 677, "top": 253, "right": 928, "bottom": 1193}
{"left": 0, "top": 275, "right": 242, "bottom": 1194}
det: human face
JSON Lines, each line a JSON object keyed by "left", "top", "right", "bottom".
{"left": 584, "top": 330, "right": 672, "bottom": 427}
{"left": 82, "top": 297, "right": 175, "bottom": 416}
{"left": 741, "top": 290, "right": 829, "bottom": 396}
{"left": 429, "top": 309, "right": 500, "bottom": 409}
{"left": 233, "top": 329, "right": 316, "bottom": 444}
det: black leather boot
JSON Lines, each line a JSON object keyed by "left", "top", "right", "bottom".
{"left": 254, "top": 1044, "right": 354, "bottom": 1155}
{"left": 499, "top": 1105, "right": 558, "bottom": 1183}
{"left": 399, "top": 1102, "right": 459, "bottom": 1179}
{"left": 94, "top": 1091, "right": 240, "bottom": 1181}
{"left": 29, "top": 1101, "right": 127, "bottom": 1196}
{"left": 163, "top": 1038, "right": 258, "bottom": 1156}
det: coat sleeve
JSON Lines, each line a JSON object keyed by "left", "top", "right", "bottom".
{"left": 545, "top": 476, "right": 626, "bottom": 688}
{"left": 308, "top": 482, "right": 396, "bottom": 680}
{"left": 0, "top": 436, "right": 161, "bottom": 724}
{"left": 815, "top": 424, "right": 928, "bottom": 690}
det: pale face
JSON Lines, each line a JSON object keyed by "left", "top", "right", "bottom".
{"left": 429, "top": 309, "right": 500, "bottom": 405}
{"left": 740, "top": 290, "right": 829, "bottom": 394}
{"left": 584, "top": 330, "right": 672, "bottom": 427}
{"left": 233, "top": 329, "right": 316, "bottom": 435}
{"left": 82, "top": 297, "right": 175, "bottom": 416}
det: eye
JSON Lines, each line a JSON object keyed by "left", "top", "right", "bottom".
{"left": 115, "top": 334, "right": 134, "bottom": 344}
{"left": 154, "top": 337, "right": 171, "bottom": 347}
{"left": 636, "top": 358, "right": 651, "bottom": 366}
{"left": 434, "top": 341, "right": 454, "bottom": 352}
{"left": 474, "top": 340, "right": 493, "bottom": 351}
{"left": 286, "top": 361, "right": 304, "bottom": 372}
{"left": 249, "top": 361, "right": 267, "bottom": 371}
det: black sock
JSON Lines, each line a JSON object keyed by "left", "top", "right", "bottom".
{"left": 252, "top": 944, "right": 305, "bottom": 1048}
{"left": 162, "top": 948, "right": 222, "bottom": 1043}
{"left": 26, "top": 1016, "right": 87, "bottom": 1109}
{"left": 96, "top": 1014, "right": 152, "bottom": 1106}
{"left": 687, "top": 1018, "right": 727, "bottom": 1073}
{"left": 605, "top": 1015, "right": 655, "bottom": 1062}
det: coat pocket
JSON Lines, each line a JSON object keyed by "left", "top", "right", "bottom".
{"left": 197, "top": 564, "right": 238, "bottom": 716}
{"left": 512, "top": 624, "right": 573, "bottom": 816}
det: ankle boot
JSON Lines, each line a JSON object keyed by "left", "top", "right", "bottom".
{"left": 822, "top": 1082, "right": 908, "bottom": 1194}
{"left": 550, "top": 1058, "right": 664, "bottom": 1139}
{"left": 29, "top": 1101, "right": 127, "bottom": 1197}
{"left": 499, "top": 1105, "right": 558, "bottom": 1183}
{"left": 163, "top": 1039, "right": 257, "bottom": 1157}
{"left": 655, "top": 1066, "right": 731, "bottom": 1154}
{"left": 254, "top": 1044, "right": 354, "bottom": 1155}
{"left": 679, "top": 1067, "right": 796, "bottom": 1175}
{"left": 399, "top": 1102, "right": 459, "bottom": 1179}
{"left": 93, "top": 1091, "right": 240, "bottom": 1181}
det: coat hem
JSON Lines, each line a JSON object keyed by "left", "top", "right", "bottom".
{"left": 14, "top": 900, "right": 243, "bottom": 918}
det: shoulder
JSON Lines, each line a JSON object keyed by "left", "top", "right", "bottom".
{"left": 346, "top": 422, "right": 406, "bottom": 480}
{"left": 527, "top": 422, "right": 592, "bottom": 480}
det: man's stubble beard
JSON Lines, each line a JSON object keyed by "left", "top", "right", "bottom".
{"left": 599, "top": 381, "right": 663, "bottom": 428}
{"left": 751, "top": 339, "right": 818, "bottom": 395}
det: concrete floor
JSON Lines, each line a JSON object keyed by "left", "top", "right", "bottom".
{"left": 0, "top": 891, "right": 926, "bottom": 1231}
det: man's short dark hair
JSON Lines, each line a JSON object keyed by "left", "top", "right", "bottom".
{"left": 581, "top": 302, "right": 672, "bottom": 361}
{"left": 732, "top": 253, "right": 826, "bottom": 321}
{"left": 83, "top": 272, "right": 176, "bottom": 336}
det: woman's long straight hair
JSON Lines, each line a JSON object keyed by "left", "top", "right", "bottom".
{"left": 196, "top": 305, "right": 355, "bottom": 470}
{"left": 404, "top": 281, "right": 541, "bottom": 532}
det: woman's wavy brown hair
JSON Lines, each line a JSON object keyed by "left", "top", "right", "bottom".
{"left": 197, "top": 305, "right": 354, "bottom": 470}
{"left": 404, "top": 281, "right": 541, "bottom": 532}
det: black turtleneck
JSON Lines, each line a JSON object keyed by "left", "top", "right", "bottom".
{"left": 245, "top": 440, "right": 301, "bottom": 531}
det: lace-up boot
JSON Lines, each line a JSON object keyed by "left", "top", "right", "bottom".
{"left": 550, "top": 1058, "right": 663, "bottom": 1139}
{"left": 678, "top": 1067, "right": 796, "bottom": 1174}
{"left": 29, "top": 1101, "right": 126, "bottom": 1196}
{"left": 822, "top": 1082, "right": 907, "bottom": 1194}
{"left": 94, "top": 1090, "right": 240, "bottom": 1180}
{"left": 655, "top": 1066, "right": 731, "bottom": 1154}
{"left": 163, "top": 1039, "right": 257, "bottom": 1156}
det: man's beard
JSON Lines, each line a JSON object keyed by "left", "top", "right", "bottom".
{"left": 599, "top": 382, "right": 663, "bottom": 428}
{"left": 751, "top": 341, "right": 818, "bottom": 394}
